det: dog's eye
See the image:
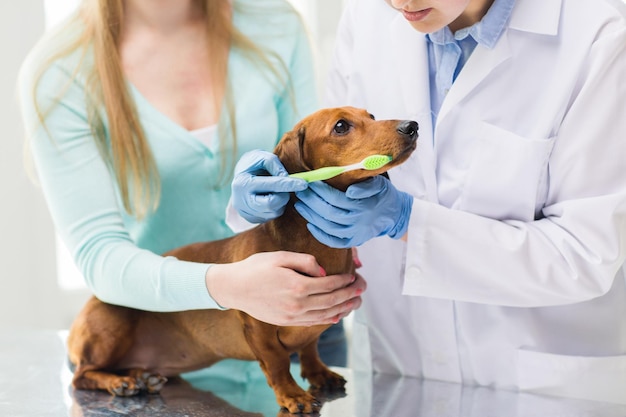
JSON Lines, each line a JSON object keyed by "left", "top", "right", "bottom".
{"left": 333, "top": 119, "right": 351, "bottom": 135}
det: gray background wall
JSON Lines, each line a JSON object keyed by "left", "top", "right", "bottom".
{"left": 0, "top": 1, "right": 86, "bottom": 330}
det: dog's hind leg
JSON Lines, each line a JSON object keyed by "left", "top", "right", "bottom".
{"left": 68, "top": 297, "right": 158, "bottom": 396}
{"left": 71, "top": 367, "right": 167, "bottom": 396}
{"left": 72, "top": 368, "right": 143, "bottom": 396}
{"left": 298, "top": 340, "right": 346, "bottom": 392}
{"left": 126, "top": 369, "right": 168, "bottom": 394}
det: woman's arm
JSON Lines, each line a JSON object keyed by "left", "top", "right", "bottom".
{"left": 19, "top": 28, "right": 364, "bottom": 323}
{"left": 19, "top": 59, "right": 217, "bottom": 312}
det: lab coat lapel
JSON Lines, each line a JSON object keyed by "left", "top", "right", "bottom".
{"left": 437, "top": 0, "right": 562, "bottom": 124}
{"left": 390, "top": 16, "right": 439, "bottom": 203}
{"left": 437, "top": 33, "right": 512, "bottom": 125}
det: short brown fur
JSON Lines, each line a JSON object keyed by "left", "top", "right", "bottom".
{"left": 67, "top": 106, "right": 417, "bottom": 413}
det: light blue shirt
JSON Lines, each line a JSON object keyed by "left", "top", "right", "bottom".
{"left": 19, "top": 0, "right": 317, "bottom": 312}
{"left": 427, "top": 0, "right": 516, "bottom": 123}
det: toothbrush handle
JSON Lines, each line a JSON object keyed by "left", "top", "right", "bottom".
{"left": 289, "top": 166, "right": 346, "bottom": 182}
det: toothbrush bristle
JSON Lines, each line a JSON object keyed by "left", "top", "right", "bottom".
{"left": 363, "top": 154, "right": 392, "bottom": 170}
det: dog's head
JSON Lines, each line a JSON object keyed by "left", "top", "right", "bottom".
{"left": 274, "top": 106, "right": 418, "bottom": 191}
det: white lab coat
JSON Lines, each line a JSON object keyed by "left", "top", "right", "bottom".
{"left": 326, "top": 0, "right": 626, "bottom": 404}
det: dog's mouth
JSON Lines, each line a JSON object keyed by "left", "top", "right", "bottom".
{"left": 390, "top": 141, "right": 417, "bottom": 166}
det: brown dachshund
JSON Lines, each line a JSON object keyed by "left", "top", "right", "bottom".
{"left": 67, "top": 106, "right": 418, "bottom": 414}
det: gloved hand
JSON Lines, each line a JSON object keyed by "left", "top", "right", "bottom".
{"left": 294, "top": 176, "right": 413, "bottom": 248}
{"left": 231, "top": 150, "right": 308, "bottom": 223}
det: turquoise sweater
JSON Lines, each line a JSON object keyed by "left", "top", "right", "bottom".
{"left": 19, "top": 0, "right": 318, "bottom": 312}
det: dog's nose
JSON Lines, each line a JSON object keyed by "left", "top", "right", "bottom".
{"left": 397, "top": 120, "right": 418, "bottom": 141}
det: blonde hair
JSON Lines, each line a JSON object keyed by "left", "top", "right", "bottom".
{"left": 32, "top": 0, "right": 294, "bottom": 218}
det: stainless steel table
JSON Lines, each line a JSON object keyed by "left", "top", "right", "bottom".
{"left": 2, "top": 329, "right": 625, "bottom": 416}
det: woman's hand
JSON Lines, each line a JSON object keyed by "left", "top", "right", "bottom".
{"left": 205, "top": 251, "right": 366, "bottom": 326}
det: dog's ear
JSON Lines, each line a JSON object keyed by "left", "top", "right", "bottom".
{"left": 273, "top": 126, "right": 309, "bottom": 174}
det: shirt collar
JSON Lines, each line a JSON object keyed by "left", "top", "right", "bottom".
{"left": 427, "top": 0, "right": 515, "bottom": 48}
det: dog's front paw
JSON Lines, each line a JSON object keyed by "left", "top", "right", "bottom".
{"left": 277, "top": 390, "right": 321, "bottom": 414}
{"left": 305, "top": 369, "right": 346, "bottom": 392}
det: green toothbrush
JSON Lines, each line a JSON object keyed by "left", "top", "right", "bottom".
{"left": 289, "top": 154, "right": 393, "bottom": 182}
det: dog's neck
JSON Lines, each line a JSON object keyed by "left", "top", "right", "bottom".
{"left": 259, "top": 197, "right": 354, "bottom": 276}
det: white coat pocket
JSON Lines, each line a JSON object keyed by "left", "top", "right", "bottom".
{"left": 517, "top": 348, "right": 626, "bottom": 404}
{"left": 460, "top": 122, "right": 555, "bottom": 222}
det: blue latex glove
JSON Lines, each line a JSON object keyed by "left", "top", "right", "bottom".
{"left": 231, "top": 150, "right": 308, "bottom": 223}
{"left": 294, "top": 176, "right": 413, "bottom": 248}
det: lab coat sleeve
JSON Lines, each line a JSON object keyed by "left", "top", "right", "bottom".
{"left": 404, "top": 25, "right": 626, "bottom": 307}
{"left": 18, "top": 56, "right": 219, "bottom": 312}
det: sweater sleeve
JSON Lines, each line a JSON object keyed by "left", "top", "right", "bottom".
{"left": 18, "top": 55, "right": 222, "bottom": 312}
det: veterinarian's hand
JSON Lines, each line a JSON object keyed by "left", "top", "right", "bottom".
{"left": 294, "top": 176, "right": 413, "bottom": 248}
{"left": 205, "top": 251, "right": 366, "bottom": 326}
{"left": 232, "top": 150, "right": 308, "bottom": 223}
